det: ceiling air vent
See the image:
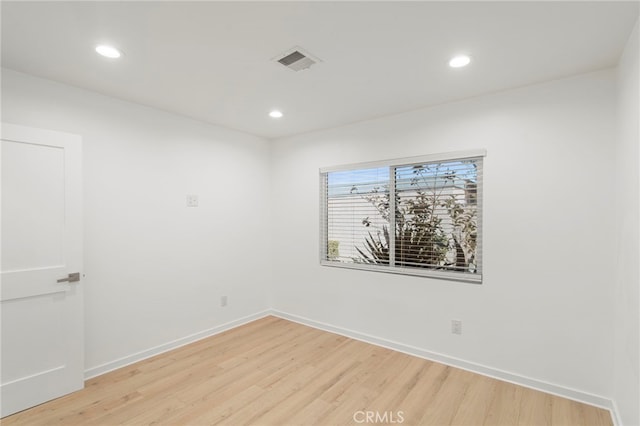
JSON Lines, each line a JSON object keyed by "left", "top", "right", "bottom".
{"left": 274, "top": 47, "right": 321, "bottom": 72}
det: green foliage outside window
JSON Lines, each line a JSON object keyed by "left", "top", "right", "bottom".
{"left": 328, "top": 240, "right": 340, "bottom": 260}
{"left": 355, "top": 162, "right": 478, "bottom": 273}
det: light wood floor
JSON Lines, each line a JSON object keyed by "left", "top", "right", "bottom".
{"left": 4, "top": 316, "right": 612, "bottom": 426}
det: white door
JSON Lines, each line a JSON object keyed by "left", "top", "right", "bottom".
{"left": 1, "top": 123, "right": 83, "bottom": 417}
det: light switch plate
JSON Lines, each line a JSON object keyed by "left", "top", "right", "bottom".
{"left": 451, "top": 319, "right": 462, "bottom": 335}
{"left": 186, "top": 194, "right": 199, "bottom": 207}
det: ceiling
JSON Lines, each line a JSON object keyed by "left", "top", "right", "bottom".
{"left": 2, "top": 1, "right": 638, "bottom": 140}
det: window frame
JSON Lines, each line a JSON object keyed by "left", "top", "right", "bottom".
{"left": 320, "top": 149, "right": 486, "bottom": 283}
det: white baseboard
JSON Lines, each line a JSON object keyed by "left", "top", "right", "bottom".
{"left": 270, "top": 309, "right": 618, "bottom": 424}
{"left": 610, "top": 399, "right": 623, "bottom": 426}
{"left": 83, "top": 310, "right": 271, "bottom": 380}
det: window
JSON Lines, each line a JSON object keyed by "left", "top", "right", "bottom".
{"left": 320, "top": 150, "right": 484, "bottom": 283}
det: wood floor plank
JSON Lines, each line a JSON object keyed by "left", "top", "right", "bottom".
{"left": 517, "top": 387, "right": 552, "bottom": 426}
{"left": 483, "top": 380, "right": 524, "bottom": 426}
{"left": 385, "top": 361, "right": 448, "bottom": 425}
{"left": 418, "top": 367, "right": 475, "bottom": 425}
{"left": 250, "top": 352, "right": 363, "bottom": 425}
{"left": 449, "top": 373, "right": 497, "bottom": 426}
{"left": 317, "top": 344, "right": 391, "bottom": 405}
{"left": 284, "top": 397, "right": 334, "bottom": 426}
{"left": 2, "top": 316, "right": 613, "bottom": 426}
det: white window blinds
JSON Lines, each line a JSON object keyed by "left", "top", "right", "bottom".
{"left": 320, "top": 150, "right": 484, "bottom": 283}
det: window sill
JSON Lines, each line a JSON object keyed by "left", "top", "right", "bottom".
{"left": 320, "top": 260, "right": 482, "bottom": 284}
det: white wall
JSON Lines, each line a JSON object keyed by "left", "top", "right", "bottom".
{"left": 271, "top": 70, "right": 617, "bottom": 400}
{"left": 1, "top": 69, "right": 271, "bottom": 372}
{"left": 614, "top": 19, "right": 640, "bottom": 426}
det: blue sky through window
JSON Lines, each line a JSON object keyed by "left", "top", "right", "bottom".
{"left": 327, "top": 161, "right": 477, "bottom": 197}
{"left": 327, "top": 167, "right": 389, "bottom": 197}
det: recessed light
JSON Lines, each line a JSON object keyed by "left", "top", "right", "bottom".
{"left": 95, "top": 45, "right": 122, "bottom": 59}
{"left": 449, "top": 55, "right": 471, "bottom": 68}
{"left": 269, "top": 110, "right": 283, "bottom": 118}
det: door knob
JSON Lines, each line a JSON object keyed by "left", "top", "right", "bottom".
{"left": 57, "top": 272, "right": 80, "bottom": 283}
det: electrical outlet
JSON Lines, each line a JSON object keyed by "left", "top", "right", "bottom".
{"left": 220, "top": 296, "right": 228, "bottom": 307}
{"left": 186, "top": 194, "right": 199, "bottom": 207}
{"left": 451, "top": 319, "right": 462, "bottom": 335}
